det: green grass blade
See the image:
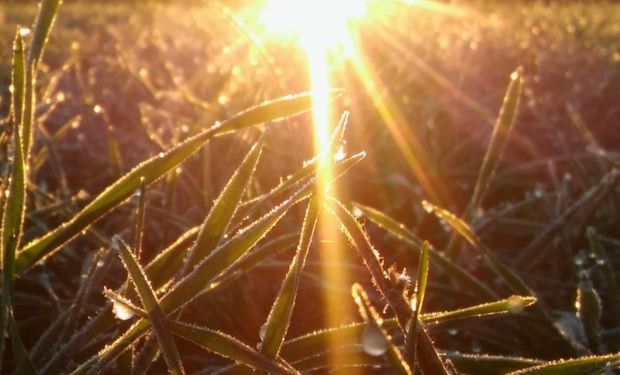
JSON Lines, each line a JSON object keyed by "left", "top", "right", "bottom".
{"left": 103, "top": 289, "right": 295, "bottom": 375}
{"left": 169, "top": 321, "right": 297, "bottom": 375}
{"left": 352, "top": 284, "right": 412, "bottom": 375}
{"left": 446, "top": 353, "right": 543, "bottom": 375}
{"left": 160, "top": 184, "right": 309, "bottom": 315}
{"left": 422, "top": 296, "right": 537, "bottom": 324}
{"left": 71, "top": 187, "right": 309, "bottom": 374}
{"left": 422, "top": 200, "right": 532, "bottom": 296}
{"left": 182, "top": 140, "right": 263, "bottom": 276}
{"left": 587, "top": 227, "right": 620, "bottom": 325}
{"left": 466, "top": 67, "right": 523, "bottom": 218}
{"left": 11, "top": 33, "right": 25, "bottom": 126}
{"left": 8, "top": 310, "right": 38, "bottom": 375}
{"left": 0, "top": 31, "right": 28, "bottom": 369}
{"left": 112, "top": 237, "right": 185, "bottom": 375}
{"left": 16, "top": 93, "right": 319, "bottom": 275}
{"left": 28, "top": 0, "right": 61, "bottom": 71}
{"left": 575, "top": 276, "right": 602, "bottom": 353}
{"left": 354, "top": 202, "right": 497, "bottom": 301}
{"left": 325, "top": 198, "right": 406, "bottom": 325}
{"left": 279, "top": 294, "right": 536, "bottom": 365}
{"left": 132, "top": 178, "right": 146, "bottom": 260}
{"left": 352, "top": 202, "right": 422, "bottom": 246}
{"left": 507, "top": 353, "right": 620, "bottom": 375}
{"left": 259, "top": 195, "right": 320, "bottom": 361}
{"left": 404, "top": 241, "right": 430, "bottom": 367}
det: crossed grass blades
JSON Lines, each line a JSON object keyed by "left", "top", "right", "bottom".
{"left": 0, "top": 1, "right": 619, "bottom": 374}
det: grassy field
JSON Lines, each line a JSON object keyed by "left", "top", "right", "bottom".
{"left": 1, "top": 0, "right": 620, "bottom": 374}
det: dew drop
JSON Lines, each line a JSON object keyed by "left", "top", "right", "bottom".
{"left": 93, "top": 104, "right": 102, "bottom": 114}
{"left": 334, "top": 144, "right": 347, "bottom": 162}
{"left": 158, "top": 152, "right": 165, "bottom": 158}
{"left": 361, "top": 324, "right": 387, "bottom": 357}
{"left": 596, "top": 258, "right": 606, "bottom": 266}
{"left": 573, "top": 255, "right": 584, "bottom": 266}
{"left": 410, "top": 294, "right": 418, "bottom": 311}
{"left": 112, "top": 301, "right": 135, "bottom": 321}
{"left": 471, "top": 341, "right": 481, "bottom": 353}
{"left": 448, "top": 328, "right": 458, "bottom": 336}
{"left": 507, "top": 295, "right": 526, "bottom": 314}
{"left": 352, "top": 207, "right": 363, "bottom": 218}
{"left": 19, "top": 27, "right": 31, "bottom": 37}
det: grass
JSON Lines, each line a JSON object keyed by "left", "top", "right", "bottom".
{"left": 0, "top": 0, "right": 619, "bottom": 374}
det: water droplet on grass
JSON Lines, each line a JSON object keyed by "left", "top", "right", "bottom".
{"left": 259, "top": 323, "right": 267, "bottom": 341}
{"left": 507, "top": 295, "right": 526, "bottom": 314}
{"left": 19, "top": 27, "right": 31, "bottom": 37}
{"left": 112, "top": 301, "right": 135, "bottom": 321}
{"left": 410, "top": 294, "right": 418, "bottom": 311}
{"left": 352, "top": 207, "right": 363, "bottom": 218}
{"left": 361, "top": 324, "right": 387, "bottom": 357}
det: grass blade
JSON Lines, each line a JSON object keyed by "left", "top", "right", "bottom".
{"left": 71, "top": 186, "right": 310, "bottom": 374}
{"left": 465, "top": 67, "right": 523, "bottom": 219}
{"left": 112, "top": 236, "right": 185, "bottom": 375}
{"left": 587, "top": 227, "right": 620, "bottom": 325}
{"left": 16, "top": 92, "right": 320, "bottom": 275}
{"left": 446, "top": 353, "right": 543, "bottom": 375}
{"left": 0, "top": 32, "right": 28, "bottom": 369}
{"left": 422, "top": 296, "right": 537, "bottom": 324}
{"left": 327, "top": 198, "right": 448, "bottom": 374}
{"left": 8, "top": 310, "right": 38, "bottom": 375}
{"left": 181, "top": 140, "right": 263, "bottom": 276}
{"left": 354, "top": 202, "right": 497, "bottom": 301}
{"left": 354, "top": 203, "right": 498, "bottom": 301}
{"left": 507, "top": 353, "right": 620, "bottom": 375}
{"left": 352, "top": 284, "right": 412, "bottom": 375}
{"left": 102, "top": 293, "right": 296, "bottom": 375}
{"left": 132, "top": 178, "right": 146, "bottom": 260}
{"left": 422, "top": 200, "right": 533, "bottom": 296}
{"left": 404, "top": 241, "right": 430, "bottom": 367}
{"left": 169, "top": 321, "right": 297, "bottom": 375}
{"left": 259, "top": 195, "right": 320, "bottom": 361}
{"left": 28, "top": 0, "right": 61, "bottom": 71}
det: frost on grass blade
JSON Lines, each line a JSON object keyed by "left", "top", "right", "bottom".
{"left": 112, "top": 236, "right": 185, "bottom": 375}
{"left": 16, "top": 92, "right": 319, "bottom": 275}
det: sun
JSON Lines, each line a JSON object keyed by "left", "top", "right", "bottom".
{"left": 259, "top": 0, "right": 368, "bottom": 49}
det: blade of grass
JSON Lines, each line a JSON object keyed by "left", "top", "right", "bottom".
{"left": 102, "top": 293, "right": 297, "bottom": 375}
{"left": 446, "top": 353, "right": 543, "bottom": 375}
{"left": 8, "top": 309, "right": 38, "bottom": 375}
{"left": 28, "top": 0, "right": 61, "bottom": 71}
{"left": 353, "top": 202, "right": 497, "bottom": 301}
{"left": 112, "top": 236, "right": 185, "bottom": 375}
{"left": 326, "top": 197, "right": 448, "bottom": 374}
{"left": 16, "top": 92, "right": 324, "bottom": 275}
{"left": 464, "top": 68, "right": 523, "bottom": 220}
{"left": 404, "top": 241, "right": 430, "bottom": 368}
{"left": 259, "top": 194, "right": 320, "bottom": 362}
{"left": 422, "top": 296, "right": 537, "bottom": 324}
{"left": 587, "top": 227, "right": 620, "bottom": 325}
{"left": 422, "top": 200, "right": 532, "bottom": 296}
{"left": 0, "top": 32, "right": 28, "bottom": 369}
{"left": 132, "top": 178, "right": 146, "bottom": 260}
{"left": 507, "top": 353, "right": 620, "bottom": 375}
{"left": 181, "top": 140, "right": 263, "bottom": 276}
{"left": 352, "top": 283, "right": 411, "bottom": 375}
{"left": 71, "top": 185, "right": 310, "bottom": 374}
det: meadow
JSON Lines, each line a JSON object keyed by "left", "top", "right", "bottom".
{"left": 0, "top": 0, "right": 619, "bottom": 373}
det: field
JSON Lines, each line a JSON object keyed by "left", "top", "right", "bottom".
{"left": 1, "top": 0, "right": 620, "bottom": 374}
